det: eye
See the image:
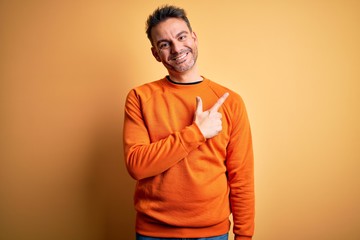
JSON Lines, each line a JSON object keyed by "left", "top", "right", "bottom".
{"left": 159, "top": 42, "right": 170, "bottom": 49}
{"left": 179, "top": 35, "right": 187, "bottom": 41}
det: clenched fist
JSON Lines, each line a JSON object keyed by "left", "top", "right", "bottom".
{"left": 194, "top": 92, "right": 229, "bottom": 139}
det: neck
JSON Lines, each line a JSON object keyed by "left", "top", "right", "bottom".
{"left": 168, "top": 66, "right": 202, "bottom": 84}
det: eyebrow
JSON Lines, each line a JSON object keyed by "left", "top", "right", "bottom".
{"left": 155, "top": 30, "right": 189, "bottom": 47}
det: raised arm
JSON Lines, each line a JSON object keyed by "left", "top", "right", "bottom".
{"left": 123, "top": 90, "right": 204, "bottom": 180}
{"left": 123, "top": 90, "right": 229, "bottom": 180}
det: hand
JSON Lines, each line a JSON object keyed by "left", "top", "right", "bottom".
{"left": 194, "top": 92, "right": 229, "bottom": 139}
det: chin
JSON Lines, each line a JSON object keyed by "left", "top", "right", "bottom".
{"left": 175, "top": 61, "right": 196, "bottom": 72}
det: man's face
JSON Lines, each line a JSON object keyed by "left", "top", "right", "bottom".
{"left": 150, "top": 18, "right": 198, "bottom": 74}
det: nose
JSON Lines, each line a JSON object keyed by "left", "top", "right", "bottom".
{"left": 171, "top": 41, "right": 182, "bottom": 54}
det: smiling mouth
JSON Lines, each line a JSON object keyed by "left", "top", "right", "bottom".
{"left": 171, "top": 52, "right": 189, "bottom": 63}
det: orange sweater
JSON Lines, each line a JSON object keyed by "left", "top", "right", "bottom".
{"left": 123, "top": 77, "right": 254, "bottom": 240}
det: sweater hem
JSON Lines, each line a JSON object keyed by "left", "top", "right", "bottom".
{"left": 136, "top": 215, "right": 230, "bottom": 238}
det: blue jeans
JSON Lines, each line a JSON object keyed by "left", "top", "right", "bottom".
{"left": 136, "top": 233, "right": 228, "bottom": 240}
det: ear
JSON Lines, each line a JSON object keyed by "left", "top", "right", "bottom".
{"left": 151, "top": 47, "right": 161, "bottom": 62}
{"left": 192, "top": 31, "right": 198, "bottom": 44}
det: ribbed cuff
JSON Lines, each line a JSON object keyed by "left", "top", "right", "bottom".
{"left": 179, "top": 123, "right": 206, "bottom": 152}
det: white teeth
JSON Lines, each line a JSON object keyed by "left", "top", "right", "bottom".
{"left": 174, "top": 53, "right": 187, "bottom": 61}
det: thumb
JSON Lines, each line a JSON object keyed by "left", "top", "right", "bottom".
{"left": 195, "top": 96, "right": 203, "bottom": 114}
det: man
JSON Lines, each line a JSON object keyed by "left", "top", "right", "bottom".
{"left": 123, "top": 5, "right": 254, "bottom": 240}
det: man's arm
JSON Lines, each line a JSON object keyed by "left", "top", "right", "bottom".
{"left": 123, "top": 90, "right": 229, "bottom": 180}
{"left": 123, "top": 89, "right": 204, "bottom": 180}
{"left": 226, "top": 95, "right": 255, "bottom": 240}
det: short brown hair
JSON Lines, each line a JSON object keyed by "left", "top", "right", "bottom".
{"left": 146, "top": 5, "right": 193, "bottom": 44}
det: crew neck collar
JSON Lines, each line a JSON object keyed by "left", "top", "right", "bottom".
{"left": 166, "top": 75, "right": 204, "bottom": 85}
{"left": 162, "top": 76, "right": 209, "bottom": 89}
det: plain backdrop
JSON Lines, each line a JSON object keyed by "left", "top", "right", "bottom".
{"left": 1, "top": 1, "right": 359, "bottom": 240}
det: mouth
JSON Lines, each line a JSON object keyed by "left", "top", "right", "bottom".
{"left": 171, "top": 52, "right": 189, "bottom": 63}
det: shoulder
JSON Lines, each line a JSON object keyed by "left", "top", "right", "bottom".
{"left": 126, "top": 78, "right": 165, "bottom": 103}
{"left": 206, "top": 79, "right": 250, "bottom": 126}
{"left": 206, "top": 78, "right": 245, "bottom": 107}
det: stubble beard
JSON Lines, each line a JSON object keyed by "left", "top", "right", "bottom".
{"left": 166, "top": 47, "right": 198, "bottom": 73}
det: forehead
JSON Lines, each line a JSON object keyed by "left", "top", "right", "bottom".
{"left": 151, "top": 18, "right": 190, "bottom": 41}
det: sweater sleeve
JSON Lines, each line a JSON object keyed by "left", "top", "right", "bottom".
{"left": 226, "top": 95, "right": 255, "bottom": 239}
{"left": 123, "top": 89, "right": 206, "bottom": 180}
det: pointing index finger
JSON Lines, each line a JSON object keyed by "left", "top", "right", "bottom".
{"left": 210, "top": 92, "right": 229, "bottom": 113}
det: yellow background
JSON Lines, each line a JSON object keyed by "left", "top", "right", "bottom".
{"left": 1, "top": 1, "right": 359, "bottom": 239}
